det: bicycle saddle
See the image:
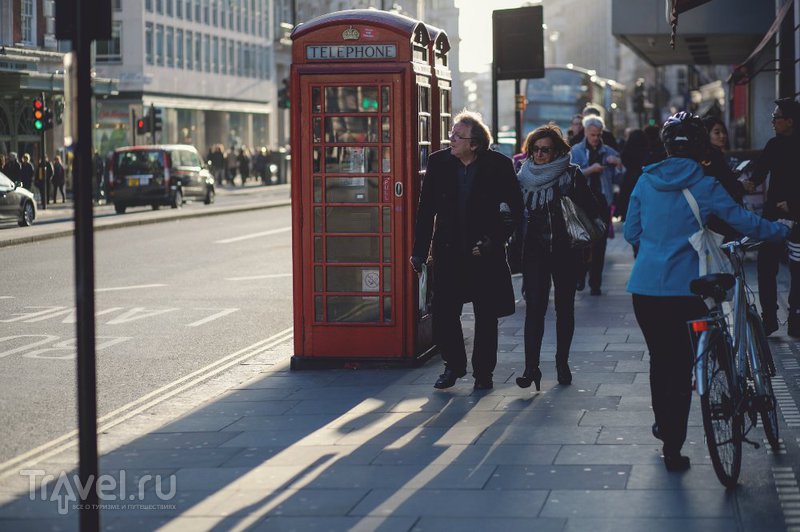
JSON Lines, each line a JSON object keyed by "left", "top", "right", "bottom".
{"left": 689, "top": 273, "right": 735, "bottom": 302}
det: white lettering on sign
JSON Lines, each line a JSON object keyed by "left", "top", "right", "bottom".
{"left": 306, "top": 44, "right": 397, "bottom": 60}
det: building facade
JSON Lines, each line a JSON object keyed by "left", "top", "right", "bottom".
{"left": 93, "top": 0, "right": 277, "bottom": 157}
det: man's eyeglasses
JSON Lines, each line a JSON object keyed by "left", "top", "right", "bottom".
{"left": 531, "top": 146, "right": 552, "bottom": 154}
{"left": 772, "top": 114, "right": 787, "bottom": 121}
{"left": 449, "top": 131, "right": 473, "bottom": 141}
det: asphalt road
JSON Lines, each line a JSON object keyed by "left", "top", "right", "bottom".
{"left": 0, "top": 206, "right": 293, "bottom": 463}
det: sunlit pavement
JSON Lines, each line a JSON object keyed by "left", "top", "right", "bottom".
{"left": 0, "top": 224, "right": 799, "bottom": 531}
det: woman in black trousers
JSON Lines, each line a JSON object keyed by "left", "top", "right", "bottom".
{"left": 516, "top": 125, "right": 603, "bottom": 389}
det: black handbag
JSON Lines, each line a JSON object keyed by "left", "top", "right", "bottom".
{"left": 560, "top": 195, "right": 606, "bottom": 248}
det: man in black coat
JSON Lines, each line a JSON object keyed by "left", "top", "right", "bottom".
{"left": 743, "top": 97, "right": 800, "bottom": 337}
{"left": 411, "top": 111, "right": 523, "bottom": 390}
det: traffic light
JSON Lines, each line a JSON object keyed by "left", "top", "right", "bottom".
{"left": 136, "top": 114, "right": 149, "bottom": 135}
{"left": 153, "top": 107, "right": 163, "bottom": 133}
{"left": 32, "top": 97, "right": 45, "bottom": 131}
{"left": 43, "top": 108, "right": 54, "bottom": 130}
{"left": 361, "top": 93, "right": 378, "bottom": 111}
{"left": 278, "top": 78, "right": 290, "bottom": 109}
{"left": 515, "top": 94, "right": 527, "bottom": 112}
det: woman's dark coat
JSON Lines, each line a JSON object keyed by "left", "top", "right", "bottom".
{"left": 412, "top": 148, "right": 523, "bottom": 317}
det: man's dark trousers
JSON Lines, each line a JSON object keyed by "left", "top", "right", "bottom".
{"left": 433, "top": 298, "right": 498, "bottom": 381}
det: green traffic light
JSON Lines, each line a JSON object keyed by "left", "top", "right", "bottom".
{"left": 361, "top": 98, "right": 378, "bottom": 110}
{"left": 34, "top": 120, "right": 43, "bottom": 130}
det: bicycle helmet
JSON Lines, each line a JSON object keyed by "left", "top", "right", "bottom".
{"left": 660, "top": 111, "right": 708, "bottom": 161}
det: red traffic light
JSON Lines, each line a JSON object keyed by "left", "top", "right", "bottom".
{"left": 33, "top": 99, "right": 43, "bottom": 110}
{"left": 137, "top": 119, "right": 145, "bottom": 128}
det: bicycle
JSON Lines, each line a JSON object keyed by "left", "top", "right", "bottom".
{"left": 687, "top": 237, "right": 779, "bottom": 488}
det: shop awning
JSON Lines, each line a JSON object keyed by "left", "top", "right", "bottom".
{"left": 732, "top": 0, "right": 792, "bottom": 84}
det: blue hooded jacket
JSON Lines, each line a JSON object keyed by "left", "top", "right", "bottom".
{"left": 624, "top": 157, "right": 789, "bottom": 296}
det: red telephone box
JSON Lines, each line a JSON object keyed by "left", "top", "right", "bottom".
{"left": 289, "top": 10, "right": 451, "bottom": 367}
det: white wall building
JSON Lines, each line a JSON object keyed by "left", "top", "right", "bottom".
{"left": 93, "top": 0, "right": 277, "bottom": 156}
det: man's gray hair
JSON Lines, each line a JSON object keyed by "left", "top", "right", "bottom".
{"left": 582, "top": 115, "right": 605, "bottom": 131}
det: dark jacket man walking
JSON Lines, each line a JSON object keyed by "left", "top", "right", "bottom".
{"left": 411, "top": 110, "right": 523, "bottom": 390}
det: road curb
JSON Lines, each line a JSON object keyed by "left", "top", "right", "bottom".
{"left": 0, "top": 200, "right": 291, "bottom": 248}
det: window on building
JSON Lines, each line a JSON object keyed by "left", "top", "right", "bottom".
{"left": 236, "top": 0, "right": 241, "bottom": 32}
{"left": 113, "top": 0, "right": 122, "bottom": 10}
{"left": 250, "top": 0, "right": 255, "bottom": 34}
{"left": 176, "top": 0, "right": 182, "bottom": 17}
{"left": 194, "top": 32, "right": 201, "bottom": 70}
{"left": 156, "top": 0, "right": 163, "bottom": 14}
{"left": 156, "top": 24, "right": 164, "bottom": 66}
{"left": 236, "top": 41, "right": 242, "bottom": 76}
{"left": 212, "top": 0, "right": 218, "bottom": 26}
{"left": 146, "top": 0, "right": 153, "bottom": 12}
{"left": 166, "top": 0, "right": 173, "bottom": 16}
{"left": 212, "top": 36, "right": 219, "bottom": 73}
{"left": 176, "top": 28, "right": 184, "bottom": 68}
{"left": 185, "top": 0, "right": 191, "bottom": 20}
{"left": 166, "top": 26, "right": 174, "bottom": 67}
{"left": 185, "top": 30, "right": 193, "bottom": 70}
{"left": 229, "top": 40, "right": 234, "bottom": 77}
{"left": 203, "top": 34, "right": 210, "bottom": 72}
{"left": 195, "top": 0, "right": 201, "bottom": 22}
{"left": 95, "top": 21, "right": 122, "bottom": 63}
{"left": 227, "top": 3, "right": 233, "bottom": 28}
{"left": 220, "top": 37, "right": 227, "bottom": 74}
{"left": 21, "top": 0, "right": 35, "bottom": 44}
{"left": 203, "top": 0, "right": 209, "bottom": 24}
{"left": 145, "top": 23, "right": 154, "bottom": 65}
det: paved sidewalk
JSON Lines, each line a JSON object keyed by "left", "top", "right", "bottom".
{"left": 0, "top": 231, "right": 799, "bottom": 531}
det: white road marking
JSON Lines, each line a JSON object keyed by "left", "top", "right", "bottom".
{"left": 0, "top": 296, "right": 14, "bottom": 299}
{"left": 96, "top": 284, "right": 167, "bottom": 292}
{"left": 186, "top": 308, "right": 239, "bottom": 327}
{"left": 225, "top": 273, "right": 292, "bottom": 281}
{"left": 215, "top": 226, "right": 291, "bottom": 244}
{"left": 105, "top": 307, "right": 178, "bottom": 325}
{"left": 0, "top": 327, "right": 294, "bottom": 479}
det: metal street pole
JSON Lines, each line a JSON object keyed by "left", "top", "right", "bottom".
{"left": 74, "top": 0, "right": 100, "bottom": 529}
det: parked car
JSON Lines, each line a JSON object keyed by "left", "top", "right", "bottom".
{"left": 0, "top": 170, "right": 36, "bottom": 226}
{"left": 108, "top": 144, "right": 215, "bottom": 214}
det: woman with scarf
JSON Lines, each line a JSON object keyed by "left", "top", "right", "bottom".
{"left": 516, "top": 125, "right": 603, "bottom": 389}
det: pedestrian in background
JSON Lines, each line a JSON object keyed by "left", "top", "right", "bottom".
{"left": 52, "top": 155, "right": 66, "bottom": 203}
{"left": 226, "top": 146, "right": 238, "bottom": 185}
{"left": 210, "top": 144, "right": 226, "bottom": 186}
{"left": 35, "top": 158, "right": 52, "bottom": 207}
{"left": 20, "top": 153, "right": 34, "bottom": 191}
{"left": 624, "top": 112, "right": 789, "bottom": 472}
{"left": 570, "top": 115, "right": 624, "bottom": 295}
{"left": 567, "top": 114, "right": 584, "bottom": 146}
{"left": 515, "top": 124, "right": 604, "bottom": 389}
{"left": 237, "top": 147, "right": 251, "bottom": 186}
{"left": 411, "top": 110, "right": 522, "bottom": 391}
{"left": 3, "top": 152, "right": 21, "bottom": 183}
{"left": 617, "top": 128, "right": 649, "bottom": 223}
{"left": 742, "top": 97, "right": 800, "bottom": 337}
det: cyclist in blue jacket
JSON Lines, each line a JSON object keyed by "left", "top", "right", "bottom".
{"left": 624, "top": 112, "right": 789, "bottom": 472}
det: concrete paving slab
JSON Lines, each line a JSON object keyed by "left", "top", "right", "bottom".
{"left": 554, "top": 443, "right": 664, "bottom": 465}
{"left": 486, "top": 464, "right": 630, "bottom": 490}
{"left": 255, "top": 516, "right": 418, "bottom": 532}
{"left": 562, "top": 517, "right": 737, "bottom": 532}
{"left": 411, "top": 516, "right": 565, "bottom": 532}
{"left": 291, "top": 463, "right": 497, "bottom": 490}
{"left": 350, "top": 488, "right": 548, "bottom": 517}
{"left": 371, "top": 444, "right": 561, "bottom": 466}
{"left": 541, "top": 489, "right": 734, "bottom": 518}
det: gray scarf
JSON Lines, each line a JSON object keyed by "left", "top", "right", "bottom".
{"left": 516, "top": 154, "right": 573, "bottom": 211}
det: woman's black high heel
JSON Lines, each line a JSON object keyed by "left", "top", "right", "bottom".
{"left": 556, "top": 363, "right": 572, "bottom": 385}
{"left": 516, "top": 367, "right": 542, "bottom": 391}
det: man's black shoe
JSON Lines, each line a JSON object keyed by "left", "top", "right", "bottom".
{"left": 788, "top": 309, "right": 800, "bottom": 338}
{"left": 590, "top": 287, "right": 602, "bottom": 296}
{"left": 473, "top": 378, "right": 493, "bottom": 390}
{"left": 576, "top": 278, "right": 586, "bottom": 291}
{"left": 762, "top": 312, "right": 779, "bottom": 337}
{"left": 434, "top": 368, "right": 466, "bottom": 389}
{"left": 663, "top": 453, "right": 690, "bottom": 472}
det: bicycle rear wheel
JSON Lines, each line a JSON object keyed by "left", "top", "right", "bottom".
{"left": 700, "top": 334, "right": 743, "bottom": 488}
{"left": 747, "top": 307, "right": 780, "bottom": 450}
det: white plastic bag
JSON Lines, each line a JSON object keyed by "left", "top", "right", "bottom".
{"left": 682, "top": 189, "right": 733, "bottom": 276}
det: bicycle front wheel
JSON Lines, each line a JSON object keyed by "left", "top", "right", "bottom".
{"left": 700, "top": 334, "right": 743, "bottom": 488}
{"left": 747, "top": 307, "right": 780, "bottom": 450}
